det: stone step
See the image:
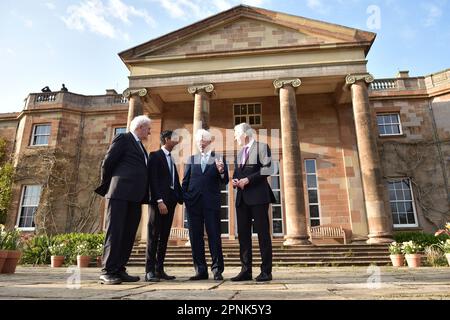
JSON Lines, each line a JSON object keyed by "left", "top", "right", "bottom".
{"left": 127, "top": 260, "right": 391, "bottom": 267}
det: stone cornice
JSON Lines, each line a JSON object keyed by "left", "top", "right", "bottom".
{"left": 122, "top": 88, "right": 148, "bottom": 98}
{"left": 346, "top": 73, "right": 375, "bottom": 85}
{"left": 187, "top": 84, "right": 215, "bottom": 95}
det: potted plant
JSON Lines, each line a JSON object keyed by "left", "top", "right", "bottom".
{"left": 75, "top": 242, "right": 91, "bottom": 268}
{"left": 439, "top": 239, "right": 450, "bottom": 266}
{"left": 388, "top": 242, "right": 404, "bottom": 267}
{"left": 91, "top": 243, "right": 103, "bottom": 267}
{"left": 1, "top": 227, "right": 22, "bottom": 274}
{"left": 402, "top": 241, "right": 423, "bottom": 268}
{"left": 0, "top": 225, "right": 7, "bottom": 272}
{"left": 49, "top": 242, "right": 67, "bottom": 268}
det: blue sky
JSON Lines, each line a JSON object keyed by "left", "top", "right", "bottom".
{"left": 0, "top": 0, "right": 449, "bottom": 113}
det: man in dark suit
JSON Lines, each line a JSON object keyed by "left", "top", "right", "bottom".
{"left": 182, "top": 129, "right": 229, "bottom": 281}
{"left": 145, "top": 130, "right": 183, "bottom": 282}
{"left": 231, "top": 123, "right": 276, "bottom": 282}
{"left": 95, "top": 115, "right": 151, "bottom": 285}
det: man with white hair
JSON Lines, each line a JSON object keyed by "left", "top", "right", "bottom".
{"left": 182, "top": 129, "right": 229, "bottom": 281}
{"left": 95, "top": 115, "right": 151, "bottom": 285}
{"left": 231, "top": 123, "right": 276, "bottom": 282}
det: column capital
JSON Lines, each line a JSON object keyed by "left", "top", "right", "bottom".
{"left": 273, "top": 78, "right": 302, "bottom": 90}
{"left": 187, "top": 84, "right": 214, "bottom": 95}
{"left": 345, "top": 73, "right": 375, "bottom": 86}
{"left": 123, "top": 88, "right": 148, "bottom": 98}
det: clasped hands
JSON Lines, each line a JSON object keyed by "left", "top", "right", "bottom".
{"left": 232, "top": 178, "right": 249, "bottom": 190}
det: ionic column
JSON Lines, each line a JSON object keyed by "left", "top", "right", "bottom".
{"left": 123, "top": 88, "right": 147, "bottom": 130}
{"left": 188, "top": 84, "right": 214, "bottom": 152}
{"left": 274, "top": 79, "right": 311, "bottom": 246}
{"left": 346, "top": 74, "right": 393, "bottom": 244}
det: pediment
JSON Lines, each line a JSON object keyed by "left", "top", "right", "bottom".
{"left": 120, "top": 5, "right": 375, "bottom": 62}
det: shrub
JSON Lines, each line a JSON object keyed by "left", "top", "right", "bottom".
{"left": 1, "top": 228, "right": 22, "bottom": 250}
{"left": 52, "top": 233, "right": 105, "bottom": 264}
{"left": 21, "top": 234, "right": 54, "bottom": 265}
{"left": 394, "top": 231, "right": 450, "bottom": 248}
{"left": 48, "top": 242, "right": 68, "bottom": 257}
{"left": 424, "top": 246, "right": 448, "bottom": 267}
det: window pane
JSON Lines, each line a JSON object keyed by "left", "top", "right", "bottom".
{"left": 307, "top": 175, "right": 317, "bottom": 188}
{"left": 220, "top": 208, "right": 228, "bottom": 220}
{"left": 407, "top": 211, "right": 415, "bottom": 224}
{"left": 249, "top": 116, "right": 255, "bottom": 125}
{"left": 255, "top": 104, "right": 261, "bottom": 114}
{"left": 34, "top": 135, "right": 49, "bottom": 145}
{"left": 305, "top": 160, "right": 316, "bottom": 174}
{"left": 272, "top": 206, "right": 282, "bottom": 219}
{"left": 377, "top": 116, "right": 384, "bottom": 125}
{"left": 114, "top": 127, "right": 126, "bottom": 136}
{"left": 392, "top": 213, "right": 400, "bottom": 225}
{"left": 273, "top": 220, "right": 282, "bottom": 234}
{"left": 234, "top": 105, "right": 241, "bottom": 115}
{"left": 393, "top": 125, "right": 401, "bottom": 134}
{"left": 35, "top": 125, "right": 50, "bottom": 135}
{"left": 220, "top": 192, "right": 228, "bottom": 205}
{"left": 399, "top": 213, "right": 407, "bottom": 225}
{"left": 220, "top": 221, "right": 229, "bottom": 234}
{"left": 385, "top": 125, "right": 393, "bottom": 135}
{"left": 240, "top": 105, "right": 247, "bottom": 115}
{"left": 308, "top": 190, "right": 318, "bottom": 204}
{"left": 248, "top": 105, "right": 254, "bottom": 114}
{"left": 271, "top": 176, "right": 280, "bottom": 189}
{"left": 391, "top": 115, "right": 399, "bottom": 123}
{"left": 379, "top": 126, "right": 386, "bottom": 135}
{"left": 310, "top": 205, "right": 320, "bottom": 218}
{"left": 272, "top": 191, "right": 280, "bottom": 204}
{"left": 235, "top": 117, "right": 241, "bottom": 126}
{"left": 311, "top": 219, "right": 320, "bottom": 227}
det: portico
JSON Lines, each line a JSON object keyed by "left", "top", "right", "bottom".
{"left": 119, "top": 5, "right": 394, "bottom": 245}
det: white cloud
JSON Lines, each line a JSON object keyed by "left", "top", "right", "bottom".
{"left": 62, "top": 0, "right": 155, "bottom": 39}
{"left": 306, "top": 0, "right": 330, "bottom": 15}
{"left": 152, "top": 0, "right": 270, "bottom": 20}
{"left": 422, "top": 3, "right": 443, "bottom": 27}
{"left": 44, "top": 2, "right": 56, "bottom": 10}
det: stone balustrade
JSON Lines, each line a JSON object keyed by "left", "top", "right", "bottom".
{"left": 26, "top": 91, "right": 128, "bottom": 110}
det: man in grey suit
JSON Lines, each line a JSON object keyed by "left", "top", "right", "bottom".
{"left": 95, "top": 115, "right": 151, "bottom": 285}
{"left": 231, "top": 123, "right": 276, "bottom": 282}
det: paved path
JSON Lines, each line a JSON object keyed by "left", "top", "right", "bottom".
{"left": 0, "top": 266, "right": 449, "bottom": 300}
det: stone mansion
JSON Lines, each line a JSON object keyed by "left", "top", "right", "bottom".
{"left": 0, "top": 5, "right": 449, "bottom": 245}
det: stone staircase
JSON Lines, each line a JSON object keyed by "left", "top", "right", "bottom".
{"left": 129, "top": 240, "right": 391, "bottom": 267}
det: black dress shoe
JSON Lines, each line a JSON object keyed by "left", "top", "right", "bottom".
{"left": 214, "top": 273, "right": 224, "bottom": 281}
{"left": 255, "top": 272, "right": 272, "bottom": 282}
{"left": 156, "top": 270, "right": 176, "bottom": 280}
{"left": 117, "top": 271, "right": 140, "bottom": 282}
{"left": 99, "top": 274, "right": 122, "bottom": 285}
{"left": 231, "top": 272, "right": 252, "bottom": 282}
{"left": 144, "top": 271, "right": 160, "bottom": 282}
{"left": 189, "top": 273, "right": 209, "bottom": 281}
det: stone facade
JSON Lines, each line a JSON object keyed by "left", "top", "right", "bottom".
{"left": 1, "top": 5, "right": 449, "bottom": 242}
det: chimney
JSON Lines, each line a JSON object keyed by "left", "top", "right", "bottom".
{"left": 396, "top": 71, "right": 410, "bottom": 78}
{"left": 105, "top": 89, "right": 118, "bottom": 95}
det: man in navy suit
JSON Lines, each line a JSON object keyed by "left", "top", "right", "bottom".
{"left": 182, "top": 129, "right": 229, "bottom": 281}
{"left": 231, "top": 123, "right": 276, "bottom": 282}
{"left": 145, "top": 130, "right": 183, "bottom": 282}
{"left": 95, "top": 115, "right": 151, "bottom": 285}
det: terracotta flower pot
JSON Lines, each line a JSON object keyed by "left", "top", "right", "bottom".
{"left": 51, "top": 255, "right": 65, "bottom": 268}
{"left": 77, "top": 255, "right": 91, "bottom": 268}
{"left": 96, "top": 256, "right": 102, "bottom": 268}
{"left": 0, "top": 250, "right": 7, "bottom": 272}
{"left": 446, "top": 253, "right": 450, "bottom": 267}
{"left": 390, "top": 254, "right": 405, "bottom": 267}
{"left": 1, "top": 250, "right": 22, "bottom": 274}
{"left": 405, "top": 254, "right": 422, "bottom": 268}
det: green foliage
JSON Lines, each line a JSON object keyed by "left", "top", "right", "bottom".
{"left": 388, "top": 242, "right": 403, "bottom": 255}
{"left": 21, "top": 234, "right": 54, "bottom": 265}
{"left": 0, "top": 163, "right": 14, "bottom": 225}
{"left": 0, "top": 228, "right": 22, "bottom": 250}
{"left": 20, "top": 232, "right": 105, "bottom": 265}
{"left": 394, "top": 231, "right": 450, "bottom": 248}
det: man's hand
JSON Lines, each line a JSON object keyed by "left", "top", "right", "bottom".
{"left": 158, "top": 202, "right": 168, "bottom": 215}
{"left": 232, "top": 179, "right": 239, "bottom": 188}
{"left": 215, "top": 158, "right": 224, "bottom": 173}
{"left": 237, "top": 178, "right": 250, "bottom": 190}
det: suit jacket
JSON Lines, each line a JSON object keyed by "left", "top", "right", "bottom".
{"left": 233, "top": 141, "right": 276, "bottom": 207}
{"left": 182, "top": 152, "right": 229, "bottom": 211}
{"left": 95, "top": 132, "right": 149, "bottom": 204}
{"left": 149, "top": 149, "right": 183, "bottom": 206}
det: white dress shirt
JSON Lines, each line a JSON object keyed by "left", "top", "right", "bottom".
{"left": 157, "top": 146, "right": 175, "bottom": 203}
{"left": 131, "top": 131, "right": 147, "bottom": 166}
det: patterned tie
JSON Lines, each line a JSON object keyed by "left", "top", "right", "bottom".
{"left": 241, "top": 146, "right": 249, "bottom": 168}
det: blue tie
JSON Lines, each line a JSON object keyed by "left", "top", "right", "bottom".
{"left": 201, "top": 154, "right": 207, "bottom": 173}
{"left": 168, "top": 153, "right": 174, "bottom": 188}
